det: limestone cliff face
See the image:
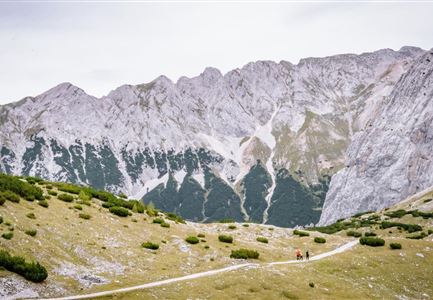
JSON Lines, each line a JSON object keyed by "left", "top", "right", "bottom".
{"left": 320, "top": 50, "right": 433, "bottom": 225}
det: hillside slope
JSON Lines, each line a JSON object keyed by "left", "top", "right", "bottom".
{"left": 1, "top": 175, "right": 432, "bottom": 299}
{"left": 0, "top": 47, "right": 424, "bottom": 227}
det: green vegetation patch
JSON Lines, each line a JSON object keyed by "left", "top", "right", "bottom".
{"left": 25, "top": 229, "right": 37, "bottom": 237}
{"left": 380, "top": 221, "right": 422, "bottom": 233}
{"left": 218, "top": 235, "right": 233, "bottom": 243}
{"left": 314, "top": 237, "right": 326, "bottom": 243}
{"left": 359, "top": 237, "right": 385, "bottom": 247}
{"left": 26, "top": 213, "right": 36, "bottom": 220}
{"left": 2, "top": 232, "right": 13, "bottom": 240}
{"left": 256, "top": 237, "right": 269, "bottom": 244}
{"left": 390, "top": 243, "right": 402, "bottom": 250}
{"left": 346, "top": 230, "right": 362, "bottom": 237}
{"left": 0, "top": 174, "right": 43, "bottom": 201}
{"left": 152, "top": 218, "right": 164, "bottom": 224}
{"left": 293, "top": 230, "right": 310, "bottom": 237}
{"left": 109, "top": 206, "right": 129, "bottom": 217}
{"left": 364, "top": 232, "right": 377, "bottom": 237}
{"left": 142, "top": 242, "right": 159, "bottom": 250}
{"left": 0, "top": 249, "right": 48, "bottom": 282}
{"left": 185, "top": 236, "right": 200, "bottom": 244}
{"left": 0, "top": 190, "right": 20, "bottom": 203}
{"left": 406, "top": 232, "right": 427, "bottom": 240}
{"left": 38, "top": 200, "right": 49, "bottom": 208}
{"left": 230, "top": 249, "right": 259, "bottom": 259}
{"left": 58, "top": 193, "right": 74, "bottom": 203}
{"left": 79, "top": 213, "right": 91, "bottom": 220}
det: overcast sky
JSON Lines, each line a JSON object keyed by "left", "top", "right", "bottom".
{"left": 0, "top": 1, "right": 432, "bottom": 104}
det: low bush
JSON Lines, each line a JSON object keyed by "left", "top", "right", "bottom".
{"left": 160, "top": 222, "right": 170, "bottom": 228}
{"left": 293, "top": 230, "right": 310, "bottom": 237}
{"left": 78, "top": 190, "right": 91, "bottom": 201}
{"left": 381, "top": 221, "right": 422, "bottom": 233}
{"left": 102, "top": 202, "right": 115, "bottom": 208}
{"left": 428, "top": 229, "right": 433, "bottom": 235}
{"left": 197, "top": 233, "right": 205, "bottom": 238}
{"left": 309, "top": 282, "right": 315, "bottom": 288}
{"left": 25, "top": 229, "right": 37, "bottom": 237}
{"left": 109, "top": 206, "right": 129, "bottom": 217}
{"left": 56, "top": 183, "right": 81, "bottom": 195}
{"left": 26, "top": 213, "right": 36, "bottom": 219}
{"left": 165, "top": 212, "right": 185, "bottom": 223}
{"left": 359, "top": 237, "right": 385, "bottom": 247}
{"left": 73, "top": 204, "right": 83, "bottom": 210}
{"left": 364, "top": 232, "right": 377, "bottom": 237}
{"left": 228, "top": 225, "right": 237, "bottom": 230}
{"left": 230, "top": 249, "right": 259, "bottom": 259}
{"left": 142, "top": 242, "right": 159, "bottom": 250}
{"left": 0, "top": 174, "right": 43, "bottom": 201}
{"left": 47, "top": 190, "right": 58, "bottom": 196}
{"left": 45, "top": 184, "right": 53, "bottom": 189}
{"left": 79, "top": 213, "right": 91, "bottom": 220}
{"left": 131, "top": 201, "right": 145, "bottom": 214}
{"left": 0, "top": 249, "right": 48, "bottom": 282}
{"left": 218, "top": 235, "right": 233, "bottom": 243}
{"left": 242, "top": 224, "right": 249, "bottom": 227}
{"left": 185, "top": 236, "right": 200, "bottom": 244}
{"left": 346, "top": 230, "right": 362, "bottom": 237}
{"left": 0, "top": 216, "right": 3, "bottom": 224}
{"left": 2, "top": 232, "right": 13, "bottom": 240}
{"left": 406, "top": 232, "right": 427, "bottom": 240}
{"left": 118, "top": 193, "right": 127, "bottom": 199}
{"left": 0, "top": 191, "right": 20, "bottom": 203}
{"left": 256, "top": 237, "right": 268, "bottom": 244}
{"left": 76, "top": 200, "right": 91, "bottom": 206}
{"left": 390, "top": 243, "right": 402, "bottom": 250}
{"left": 410, "top": 210, "right": 433, "bottom": 219}
{"left": 152, "top": 218, "right": 164, "bottom": 224}
{"left": 423, "top": 199, "right": 432, "bottom": 203}
{"left": 384, "top": 209, "right": 408, "bottom": 218}
{"left": 0, "top": 194, "right": 5, "bottom": 205}
{"left": 58, "top": 193, "right": 74, "bottom": 203}
{"left": 314, "top": 237, "right": 326, "bottom": 243}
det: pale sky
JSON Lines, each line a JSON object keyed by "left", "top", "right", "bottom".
{"left": 0, "top": 1, "right": 432, "bottom": 104}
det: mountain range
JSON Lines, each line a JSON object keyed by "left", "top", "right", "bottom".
{"left": 0, "top": 46, "right": 431, "bottom": 227}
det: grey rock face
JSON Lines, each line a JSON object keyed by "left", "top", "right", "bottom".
{"left": 320, "top": 50, "right": 433, "bottom": 225}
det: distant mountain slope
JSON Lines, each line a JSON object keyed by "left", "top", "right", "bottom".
{"left": 0, "top": 46, "right": 424, "bottom": 226}
{"left": 320, "top": 49, "right": 433, "bottom": 225}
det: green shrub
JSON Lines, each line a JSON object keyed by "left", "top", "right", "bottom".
{"left": 102, "top": 202, "right": 115, "bottom": 208}
{"left": 0, "top": 216, "right": 3, "bottom": 224}
{"left": 146, "top": 202, "right": 158, "bottom": 217}
{"left": 409, "top": 210, "right": 433, "bottom": 219}
{"left": 228, "top": 225, "right": 237, "bottom": 230}
{"left": 364, "top": 232, "right": 377, "bottom": 237}
{"left": 25, "top": 229, "right": 37, "bottom": 237}
{"left": 406, "top": 232, "right": 427, "bottom": 240}
{"left": 309, "top": 282, "right": 315, "bottom": 288}
{"left": 78, "top": 190, "right": 91, "bottom": 201}
{"left": 423, "top": 199, "right": 432, "bottom": 203}
{"left": 0, "top": 174, "right": 43, "bottom": 201}
{"left": 0, "top": 249, "right": 48, "bottom": 282}
{"left": 218, "top": 235, "right": 233, "bottom": 243}
{"left": 352, "top": 211, "right": 374, "bottom": 218}
{"left": 346, "top": 230, "right": 362, "bottom": 237}
{"left": 256, "top": 237, "right": 268, "bottom": 244}
{"left": 204, "top": 245, "right": 210, "bottom": 249}
{"left": 2, "top": 232, "right": 13, "bottom": 240}
{"left": 390, "top": 243, "right": 402, "bottom": 250}
{"left": 160, "top": 222, "right": 170, "bottom": 228}
{"left": 153, "top": 218, "right": 164, "bottom": 224}
{"left": 242, "top": 224, "right": 250, "bottom": 227}
{"left": 293, "top": 230, "right": 310, "bottom": 237}
{"left": 314, "top": 237, "right": 326, "bottom": 243}
{"left": 142, "top": 242, "right": 159, "bottom": 250}
{"left": 185, "top": 236, "right": 199, "bottom": 244}
{"left": 359, "top": 237, "right": 385, "bottom": 247}
{"left": 381, "top": 221, "right": 422, "bottom": 233}
{"left": 47, "top": 190, "right": 58, "bottom": 196}
{"left": 384, "top": 209, "right": 408, "bottom": 218}
{"left": 76, "top": 200, "right": 91, "bottom": 206}
{"left": 39, "top": 200, "right": 49, "bottom": 208}
{"left": 56, "top": 183, "right": 81, "bottom": 194}
{"left": 0, "top": 194, "right": 5, "bottom": 205}
{"left": 26, "top": 213, "right": 36, "bottom": 219}
{"left": 45, "top": 185, "right": 53, "bottom": 190}
{"left": 58, "top": 193, "right": 74, "bottom": 202}
{"left": 0, "top": 191, "right": 20, "bottom": 203}
{"left": 230, "top": 249, "right": 259, "bottom": 259}
{"left": 197, "top": 233, "right": 206, "bottom": 238}
{"left": 79, "top": 213, "right": 91, "bottom": 220}
{"left": 165, "top": 212, "right": 185, "bottom": 223}
{"left": 428, "top": 229, "right": 433, "bottom": 235}
{"left": 132, "top": 201, "right": 145, "bottom": 214}
{"left": 73, "top": 204, "right": 83, "bottom": 210}
{"left": 109, "top": 206, "right": 129, "bottom": 217}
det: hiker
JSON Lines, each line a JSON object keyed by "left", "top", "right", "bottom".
{"left": 305, "top": 250, "right": 310, "bottom": 261}
{"left": 296, "top": 249, "right": 302, "bottom": 260}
